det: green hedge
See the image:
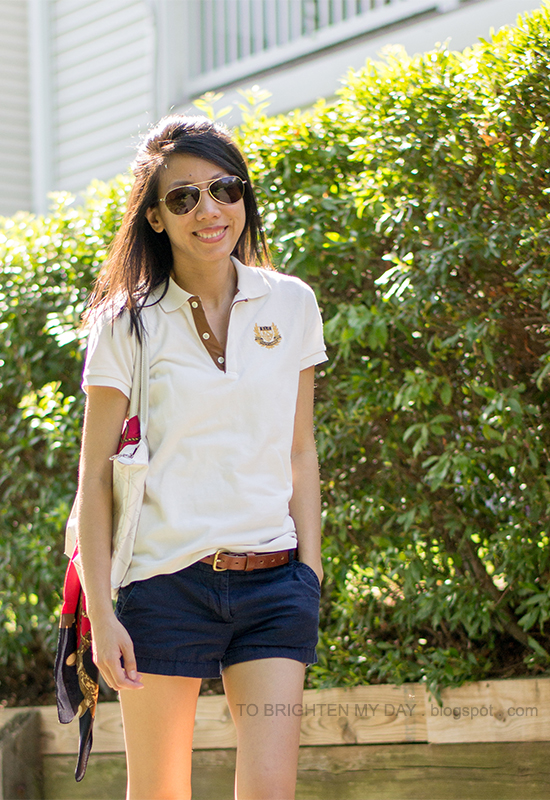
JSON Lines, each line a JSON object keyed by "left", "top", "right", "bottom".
{"left": 0, "top": 182, "right": 130, "bottom": 702}
{"left": 2, "top": 4, "right": 550, "bottom": 704}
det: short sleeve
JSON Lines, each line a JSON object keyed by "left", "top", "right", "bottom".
{"left": 300, "top": 283, "right": 328, "bottom": 371}
{"left": 82, "top": 310, "right": 137, "bottom": 398}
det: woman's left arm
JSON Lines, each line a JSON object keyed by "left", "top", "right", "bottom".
{"left": 289, "top": 365, "right": 323, "bottom": 584}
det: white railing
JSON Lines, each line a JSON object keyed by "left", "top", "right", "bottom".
{"left": 186, "top": 0, "right": 462, "bottom": 95}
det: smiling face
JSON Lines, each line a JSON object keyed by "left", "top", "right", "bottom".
{"left": 145, "top": 153, "right": 246, "bottom": 277}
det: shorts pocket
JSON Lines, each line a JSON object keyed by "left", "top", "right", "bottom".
{"left": 294, "top": 560, "right": 321, "bottom": 593}
{"left": 114, "top": 581, "right": 139, "bottom": 617}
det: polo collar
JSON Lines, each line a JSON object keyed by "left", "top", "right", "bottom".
{"left": 232, "top": 257, "right": 272, "bottom": 301}
{"left": 156, "top": 278, "right": 193, "bottom": 313}
{"left": 156, "top": 257, "right": 271, "bottom": 313}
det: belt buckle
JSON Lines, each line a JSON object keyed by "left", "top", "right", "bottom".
{"left": 212, "top": 550, "right": 228, "bottom": 572}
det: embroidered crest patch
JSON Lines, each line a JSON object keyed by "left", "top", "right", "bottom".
{"left": 254, "top": 322, "right": 282, "bottom": 348}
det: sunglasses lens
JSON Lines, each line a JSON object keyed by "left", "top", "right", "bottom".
{"left": 164, "top": 186, "right": 200, "bottom": 215}
{"left": 210, "top": 176, "right": 245, "bottom": 204}
{"left": 162, "top": 177, "right": 245, "bottom": 214}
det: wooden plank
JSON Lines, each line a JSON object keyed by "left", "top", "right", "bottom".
{"left": 299, "top": 684, "right": 427, "bottom": 745}
{"left": 40, "top": 703, "right": 125, "bottom": 756}
{"left": 0, "top": 707, "right": 29, "bottom": 729}
{"left": 42, "top": 743, "right": 550, "bottom": 800}
{"left": 40, "top": 694, "right": 238, "bottom": 755}
{"left": 38, "top": 684, "right": 427, "bottom": 754}
{"left": 28, "top": 677, "right": 550, "bottom": 755}
{"left": 295, "top": 740, "right": 550, "bottom": 773}
{"left": 425, "top": 678, "right": 550, "bottom": 744}
{"left": 0, "top": 711, "right": 42, "bottom": 800}
{"left": 193, "top": 694, "right": 237, "bottom": 749}
{"left": 294, "top": 742, "right": 550, "bottom": 800}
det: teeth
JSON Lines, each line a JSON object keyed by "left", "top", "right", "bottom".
{"left": 196, "top": 229, "right": 224, "bottom": 240}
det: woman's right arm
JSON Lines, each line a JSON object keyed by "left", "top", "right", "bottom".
{"left": 77, "top": 385, "right": 144, "bottom": 691}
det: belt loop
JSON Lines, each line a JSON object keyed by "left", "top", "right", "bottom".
{"left": 244, "top": 553, "right": 255, "bottom": 571}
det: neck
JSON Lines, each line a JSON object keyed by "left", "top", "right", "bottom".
{"left": 171, "top": 257, "right": 237, "bottom": 309}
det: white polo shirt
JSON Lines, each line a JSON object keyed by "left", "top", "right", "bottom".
{"left": 82, "top": 258, "right": 327, "bottom": 585}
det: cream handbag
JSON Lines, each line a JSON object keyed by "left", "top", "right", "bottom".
{"left": 64, "top": 333, "right": 149, "bottom": 599}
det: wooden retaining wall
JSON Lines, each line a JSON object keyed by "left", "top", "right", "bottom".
{"left": 0, "top": 710, "right": 42, "bottom": 800}
{"left": 20, "top": 677, "right": 550, "bottom": 755}
{"left": 1, "top": 678, "right": 549, "bottom": 799}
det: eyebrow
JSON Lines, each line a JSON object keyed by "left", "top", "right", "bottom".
{"left": 166, "top": 172, "right": 226, "bottom": 192}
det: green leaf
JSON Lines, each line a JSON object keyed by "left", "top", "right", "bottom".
{"left": 527, "top": 637, "right": 550, "bottom": 659}
{"left": 440, "top": 383, "right": 452, "bottom": 406}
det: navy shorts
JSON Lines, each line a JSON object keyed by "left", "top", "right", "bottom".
{"left": 114, "top": 552, "right": 320, "bottom": 678}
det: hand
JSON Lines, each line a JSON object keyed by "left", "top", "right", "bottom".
{"left": 90, "top": 613, "right": 144, "bottom": 691}
{"left": 311, "top": 563, "right": 324, "bottom": 585}
{"left": 299, "top": 556, "right": 323, "bottom": 586}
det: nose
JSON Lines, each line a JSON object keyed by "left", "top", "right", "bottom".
{"left": 195, "top": 187, "right": 221, "bottom": 218}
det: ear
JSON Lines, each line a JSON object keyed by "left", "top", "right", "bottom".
{"left": 145, "top": 204, "right": 165, "bottom": 233}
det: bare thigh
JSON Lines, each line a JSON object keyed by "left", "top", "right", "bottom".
{"left": 119, "top": 673, "right": 201, "bottom": 800}
{"left": 223, "top": 658, "right": 306, "bottom": 800}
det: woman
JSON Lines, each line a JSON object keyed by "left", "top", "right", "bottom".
{"left": 77, "top": 115, "right": 327, "bottom": 800}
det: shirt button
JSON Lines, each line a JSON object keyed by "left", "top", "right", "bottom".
{"left": 202, "top": 332, "right": 210, "bottom": 340}
{"left": 218, "top": 356, "right": 225, "bottom": 364}
{"left": 191, "top": 301, "right": 199, "bottom": 308}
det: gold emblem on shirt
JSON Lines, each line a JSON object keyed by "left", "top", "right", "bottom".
{"left": 254, "top": 323, "right": 282, "bottom": 348}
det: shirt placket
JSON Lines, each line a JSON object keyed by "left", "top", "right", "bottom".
{"left": 188, "top": 293, "right": 250, "bottom": 375}
{"left": 188, "top": 296, "right": 226, "bottom": 371}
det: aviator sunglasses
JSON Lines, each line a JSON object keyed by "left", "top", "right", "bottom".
{"left": 158, "top": 175, "right": 246, "bottom": 215}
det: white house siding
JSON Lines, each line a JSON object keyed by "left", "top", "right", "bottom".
{"left": 0, "top": 0, "right": 543, "bottom": 213}
{"left": 191, "top": 0, "right": 544, "bottom": 124}
{"left": 0, "top": 0, "right": 31, "bottom": 216}
{"left": 51, "top": 0, "right": 154, "bottom": 194}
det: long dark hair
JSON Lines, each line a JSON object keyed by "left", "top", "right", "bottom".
{"left": 85, "top": 115, "right": 271, "bottom": 334}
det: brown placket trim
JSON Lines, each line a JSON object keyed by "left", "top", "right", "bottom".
{"left": 188, "top": 296, "right": 226, "bottom": 371}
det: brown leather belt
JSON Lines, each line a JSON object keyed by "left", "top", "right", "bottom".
{"left": 200, "top": 549, "right": 293, "bottom": 572}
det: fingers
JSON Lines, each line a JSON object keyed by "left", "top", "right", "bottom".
{"left": 92, "top": 621, "right": 144, "bottom": 691}
{"left": 119, "top": 637, "right": 144, "bottom": 688}
{"left": 99, "top": 653, "right": 144, "bottom": 691}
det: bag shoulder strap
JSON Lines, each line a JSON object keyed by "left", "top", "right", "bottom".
{"left": 127, "top": 329, "right": 149, "bottom": 435}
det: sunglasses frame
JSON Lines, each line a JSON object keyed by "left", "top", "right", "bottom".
{"left": 158, "top": 176, "right": 247, "bottom": 216}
